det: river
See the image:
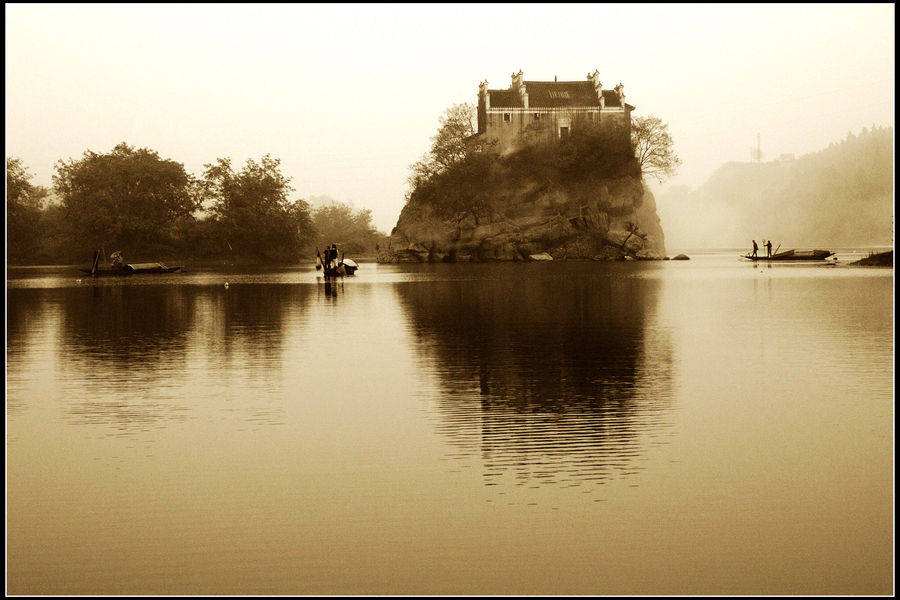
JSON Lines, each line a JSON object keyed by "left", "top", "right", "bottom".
{"left": 6, "top": 252, "right": 893, "bottom": 594}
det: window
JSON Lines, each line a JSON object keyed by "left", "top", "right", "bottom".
{"left": 559, "top": 126, "right": 570, "bottom": 138}
{"left": 503, "top": 113, "right": 511, "bottom": 123}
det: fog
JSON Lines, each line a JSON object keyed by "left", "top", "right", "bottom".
{"left": 656, "top": 125, "right": 894, "bottom": 251}
{"left": 6, "top": 4, "right": 894, "bottom": 235}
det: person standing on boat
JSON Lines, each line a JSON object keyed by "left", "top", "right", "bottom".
{"left": 330, "top": 243, "right": 339, "bottom": 269}
{"left": 751, "top": 240, "right": 758, "bottom": 258}
{"left": 765, "top": 239, "right": 773, "bottom": 257}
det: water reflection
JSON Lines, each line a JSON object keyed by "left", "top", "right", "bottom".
{"left": 7, "top": 284, "right": 315, "bottom": 433}
{"left": 394, "top": 271, "right": 674, "bottom": 487}
{"left": 318, "top": 277, "right": 344, "bottom": 300}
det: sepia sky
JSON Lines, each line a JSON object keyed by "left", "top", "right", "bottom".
{"left": 5, "top": 3, "right": 894, "bottom": 232}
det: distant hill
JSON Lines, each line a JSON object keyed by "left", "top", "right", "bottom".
{"left": 657, "top": 126, "right": 893, "bottom": 249}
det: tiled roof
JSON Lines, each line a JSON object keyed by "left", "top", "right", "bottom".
{"left": 488, "top": 89, "right": 521, "bottom": 108}
{"left": 525, "top": 81, "right": 600, "bottom": 107}
{"left": 487, "top": 81, "right": 633, "bottom": 109}
{"left": 489, "top": 81, "right": 618, "bottom": 108}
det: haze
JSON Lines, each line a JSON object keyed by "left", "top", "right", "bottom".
{"left": 6, "top": 3, "right": 894, "bottom": 233}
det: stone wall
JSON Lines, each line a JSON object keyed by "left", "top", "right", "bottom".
{"left": 483, "top": 108, "right": 631, "bottom": 156}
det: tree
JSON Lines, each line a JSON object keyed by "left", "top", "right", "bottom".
{"left": 201, "top": 155, "right": 313, "bottom": 261}
{"left": 620, "top": 221, "right": 648, "bottom": 253}
{"left": 430, "top": 103, "right": 478, "bottom": 170}
{"left": 408, "top": 103, "right": 489, "bottom": 189}
{"left": 7, "top": 157, "right": 51, "bottom": 262}
{"left": 406, "top": 103, "right": 499, "bottom": 226}
{"left": 631, "top": 116, "right": 681, "bottom": 183}
{"left": 52, "top": 142, "right": 199, "bottom": 258}
{"left": 310, "top": 199, "right": 386, "bottom": 255}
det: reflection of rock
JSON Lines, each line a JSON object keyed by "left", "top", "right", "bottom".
{"left": 393, "top": 268, "right": 674, "bottom": 486}
{"left": 380, "top": 177, "right": 666, "bottom": 263}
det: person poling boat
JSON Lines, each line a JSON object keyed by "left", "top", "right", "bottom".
{"left": 741, "top": 247, "right": 834, "bottom": 261}
{"left": 315, "top": 243, "right": 358, "bottom": 277}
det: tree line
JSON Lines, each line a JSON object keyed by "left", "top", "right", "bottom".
{"left": 6, "top": 143, "right": 386, "bottom": 265}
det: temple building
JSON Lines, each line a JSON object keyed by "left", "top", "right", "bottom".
{"left": 477, "top": 69, "right": 634, "bottom": 154}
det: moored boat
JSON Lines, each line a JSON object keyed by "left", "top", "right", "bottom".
{"left": 79, "top": 250, "right": 183, "bottom": 276}
{"left": 79, "top": 263, "right": 183, "bottom": 276}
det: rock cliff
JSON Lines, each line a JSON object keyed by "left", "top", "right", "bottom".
{"left": 379, "top": 176, "right": 666, "bottom": 262}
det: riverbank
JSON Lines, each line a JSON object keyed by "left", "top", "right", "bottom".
{"left": 849, "top": 250, "right": 893, "bottom": 266}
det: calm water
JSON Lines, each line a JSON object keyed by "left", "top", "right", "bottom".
{"left": 6, "top": 254, "right": 894, "bottom": 594}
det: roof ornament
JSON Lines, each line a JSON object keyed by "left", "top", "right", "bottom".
{"left": 615, "top": 82, "right": 625, "bottom": 104}
{"left": 588, "top": 69, "right": 603, "bottom": 102}
{"left": 510, "top": 69, "right": 524, "bottom": 90}
{"left": 479, "top": 80, "right": 489, "bottom": 96}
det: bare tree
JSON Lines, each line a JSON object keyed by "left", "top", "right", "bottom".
{"left": 631, "top": 116, "right": 681, "bottom": 183}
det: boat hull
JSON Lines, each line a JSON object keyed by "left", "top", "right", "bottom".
{"left": 742, "top": 249, "right": 834, "bottom": 261}
{"left": 319, "top": 258, "right": 358, "bottom": 277}
{"left": 79, "top": 265, "right": 183, "bottom": 276}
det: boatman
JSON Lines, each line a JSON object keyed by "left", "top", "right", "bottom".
{"left": 751, "top": 240, "right": 758, "bottom": 258}
{"left": 765, "top": 239, "right": 773, "bottom": 257}
{"left": 110, "top": 250, "right": 124, "bottom": 268}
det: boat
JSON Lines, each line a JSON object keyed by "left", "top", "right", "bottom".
{"left": 315, "top": 246, "right": 358, "bottom": 276}
{"left": 339, "top": 258, "right": 359, "bottom": 275}
{"left": 80, "top": 250, "right": 183, "bottom": 276}
{"left": 79, "top": 262, "right": 183, "bottom": 276}
{"left": 741, "top": 248, "right": 834, "bottom": 261}
{"left": 316, "top": 257, "right": 359, "bottom": 277}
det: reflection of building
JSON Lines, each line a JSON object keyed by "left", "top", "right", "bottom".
{"left": 394, "top": 272, "right": 673, "bottom": 488}
{"left": 477, "top": 69, "right": 635, "bottom": 154}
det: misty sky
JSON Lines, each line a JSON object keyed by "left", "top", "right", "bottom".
{"left": 6, "top": 3, "right": 894, "bottom": 232}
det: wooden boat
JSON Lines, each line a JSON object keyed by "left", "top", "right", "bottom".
{"left": 316, "top": 258, "right": 358, "bottom": 277}
{"left": 742, "top": 249, "right": 834, "bottom": 261}
{"left": 316, "top": 248, "right": 358, "bottom": 276}
{"left": 80, "top": 251, "right": 182, "bottom": 276}
{"left": 339, "top": 258, "right": 359, "bottom": 275}
{"left": 79, "top": 262, "right": 183, "bottom": 276}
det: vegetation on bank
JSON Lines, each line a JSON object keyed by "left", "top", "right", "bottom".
{"left": 404, "top": 104, "right": 679, "bottom": 230}
{"left": 308, "top": 197, "right": 386, "bottom": 256}
{"left": 6, "top": 145, "right": 386, "bottom": 265}
{"left": 851, "top": 250, "right": 893, "bottom": 267}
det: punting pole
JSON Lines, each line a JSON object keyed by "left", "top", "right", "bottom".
{"left": 90, "top": 250, "right": 100, "bottom": 277}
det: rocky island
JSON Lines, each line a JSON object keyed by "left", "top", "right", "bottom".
{"left": 379, "top": 70, "right": 675, "bottom": 263}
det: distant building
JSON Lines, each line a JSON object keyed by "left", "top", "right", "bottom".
{"left": 477, "top": 69, "right": 635, "bottom": 154}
